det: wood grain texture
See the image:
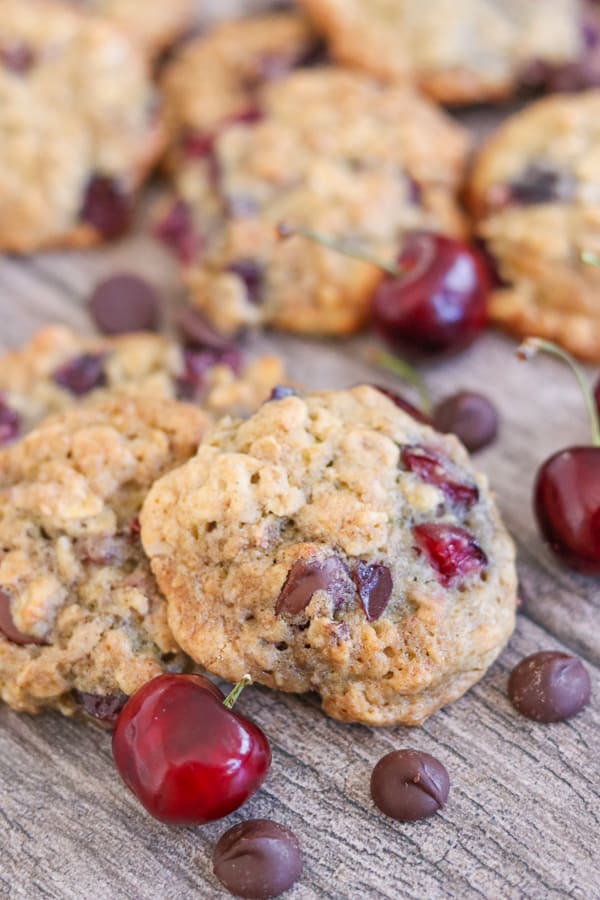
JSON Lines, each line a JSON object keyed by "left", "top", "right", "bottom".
{"left": 1, "top": 2, "right": 599, "bottom": 898}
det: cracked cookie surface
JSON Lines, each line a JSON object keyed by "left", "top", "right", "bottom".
{"left": 470, "top": 91, "right": 600, "bottom": 361}
{"left": 0, "top": 395, "right": 208, "bottom": 719}
{"left": 161, "top": 35, "right": 469, "bottom": 336}
{"left": 0, "top": 0, "right": 163, "bottom": 252}
{"left": 141, "top": 386, "right": 517, "bottom": 726}
{"left": 298, "top": 0, "right": 599, "bottom": 103}
{"left": 0, "top": 325, "right": 287, "bottom": 445}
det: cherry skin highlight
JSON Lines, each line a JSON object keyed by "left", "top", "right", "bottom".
{"left": 372, "top": 232, "right": 489, "bottom": 355}
{"left": 112, "top": 674, "right": 271, "bottom": 826}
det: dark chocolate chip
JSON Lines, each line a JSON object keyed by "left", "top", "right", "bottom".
{"left": 175, "top": 307, "right": 237, "bottom": 351}
{"left": 176, "top": 347, "right": 242, "bottom": 400}
{"left": 508, "top": 651, "right": 591, "bottom": 723}
{"left": 371, "top": 385, "right": 431, "bottom": 425}
{"left": 433, "top": 391, "right": 499, "bottom": 453}
{"left": 269, "top": 385, "right": 298, "bottom": 401}
{"left": 74, "top": 690, "right": 128, "bottom": 726}
{"left": 0, "top": 397, "right": 20, "bottom": 445}
{"left": 53, "top": 354, "right": 106, "bottom": 395}
{"left": 275, "top": 556, "right": 350, "bottom": 616}
{"left": 213, "top": 819, "right": 303, "bottom": 900}
{"left": 227, "top": 260, "right": 264, "bottom": 304}
{"left": 370, "top": 749, "right": 450, "bottom": 822}
{"left": 0, "top": 589, "right": 46, "bottom": 646}
{"left": 89, "top": 273, "right": 161, "bottom": 335}
{"left": 353, "top": 562, "right": 392, "bottom": 621}
{"left": 80, "top": 175, "right": 132, "bottom": 240}
{"left": 402, "top": 446, "right": 479, "bottom": 510}
{"left": 508, "top": 163, "right": 575, "bottom": 205}
{"left": 0, "top": 43, "right": 35, "bottom": 74}
{"left": 154, "top": 200, "right": 203, "bottom": 265}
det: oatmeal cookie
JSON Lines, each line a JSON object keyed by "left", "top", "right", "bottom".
{"left": 0, "top": 395, "right": 208, "bottom": 719}
{"left": 75, "top": 0, "right": 193, "bottom": 56}
{"left": 141, "top": 386, "right": 517, "bottom": 726}
{"left": 161, "top": 50, "right": 469, "bottom": 336}
{"left": 469, "top": 91, "right": 600, "bottom": 362}
{"left": 298, "top": 0, "right": 600, "bottom": 103}
{"left": 0, "top": 0, "right": 163, "bottom": 252}
{"left": 0, "top": 325, "right": 287, "bottom": 445}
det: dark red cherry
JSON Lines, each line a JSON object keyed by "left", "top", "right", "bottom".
{"left": 522, "top": 337, "right": 600, "bottom": 574}
{"left": 112, "top": 674, "right": 271, "bottom": 825}
{"left": 53, "top": 354, "right": 106, "bottom": 395}
{"left": 154, "top": 200, "right": 203, "bottom": 265}
{"left": 0, "top": 589, "right": 47, "bottom": 645}
{"left": 0, "top": 43, "right": 35, "bottom": 74}
{"left": 414, "top": 523, "right": 487, "bottom": 587}
{"left": 402, "top": 446, "right": 479, "bottom": 510}
{"left": 372, "top": 232, "right": 489, "bottom": 355}
{"left": 534, "top": 448, "right": 600, "bottom": 574}
{"left": 80, "top": 176, "right": 132, "bottom": 240}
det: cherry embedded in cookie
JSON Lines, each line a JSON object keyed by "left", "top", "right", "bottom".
{"left": 227, "top": 259, "right": 264, "bottom": 304}
{"left": 154, "top": 200, "right": 202, "bottom": 265}
{"left": 74, "top": 691, "right": 128, "bottom": 727}
{"left": 0, "top": 42, "right": 35, "bottom": 74}
{"left": 506, "top": 162, "right": 575, "bottom": 206}
{"left": 80, "top": 175, "right": 132, "bottom": 241}
{"left": 53, "top": 353, "right": 106, "bottom": 395}
{"left": 112, "top": 673, "right": 271, "bottom": 825}
{"left": 521, "top": 338, "right": 600, "bottom": 574}
{"left": 0, "top": 397, "right": 20, "bottom": 445}
{"left": 402, "top": 446, "right": 479, "bottom": 511}
{"left": 414, "top": 523, "right": 488, "bottom": 587}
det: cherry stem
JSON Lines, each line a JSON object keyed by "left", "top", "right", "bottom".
{"left": 581, "top": 250, "right": 600, "bottom": 268}
{"left": 276, "top": 222, "right": 401, "bottom": 278}
{"left": 223, "top": 674, "right": 252, "bottom": 709}
{"left": 517, "top": 337, "right": 600, "bottom": 447}
{"left": 370, "top": 349, "right": 433, "bottom": 414}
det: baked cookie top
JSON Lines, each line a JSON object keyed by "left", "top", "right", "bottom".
{"left": 0, "top": 0, "right": 163, "bottom": 252}
{"left": 0, "top": 325, "right": 287, "bottom": 444}
{"left": 161, "top": 48, "right": 469, "bottom": 336}
{"left": 0, "top": 395, "right": 208, "bottom": 719}
{"left": 298, "top": 0, "right": 595, "bottom": 103}
{"left": 469, "top": 90, "right": 600, "bottom": 361}
{"left": 76, "top": 0, "right": 193, "bottom": 56}
{"left": 141, "top": 386, "right": 517, "bottom": 726}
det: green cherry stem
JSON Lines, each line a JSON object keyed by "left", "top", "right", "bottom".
{"left": 223, "top": 674, "right": 252, "bottom": 710}
{"left": 517, "top": 337, "right": 600, "bottom": 448}
{"left": 276, "top": 222, "right": 401, "bottom": 278}
{"left": 370, "top": 348, "right": 433, "bottom": 414}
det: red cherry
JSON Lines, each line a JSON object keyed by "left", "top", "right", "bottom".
{"left": 414, "top": 523, "right": 487, "bottom": 587}
{"left": 372, "top": 232, "right": 489, "bottom": 354}
{"left": 112, "top": 674, "right": 271, "bottom": 826}
{"left": 522, "top": 337, "right": 600, "bottom": 574}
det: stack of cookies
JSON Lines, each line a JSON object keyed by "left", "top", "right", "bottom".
{"left": 5, "top": 0, "right": 600, "bottom": 730}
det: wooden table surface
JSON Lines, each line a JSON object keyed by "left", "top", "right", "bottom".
{"left": 1, "top": 4, "right": 599, "bottom": 899}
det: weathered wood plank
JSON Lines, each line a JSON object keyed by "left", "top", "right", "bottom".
{"left": 0, "top": 617, "right": 598, "bottom": 900}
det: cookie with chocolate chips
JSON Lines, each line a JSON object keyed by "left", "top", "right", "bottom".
{"left": 0, "top": 395, "right": 208, "bottom": 719}
{"left": 470, "top": 90, "right": 600, "bottom": 361}
{"left": 141, "top": 386, "right": 517, "bottom": 726}
{"left": 159, "top": 13, "right": 469, "bottom": 337}
{"left": 298, "top": 0, "right": 600, "bottom": 103}
{"left": 0, "top": 325, "right": 287, "bottom": 445}
{"left": 0, "top": 0, "right": 163, "bottom": 252}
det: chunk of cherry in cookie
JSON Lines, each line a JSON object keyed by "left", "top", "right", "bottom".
{"left": 401, "top": 445, "right": 479, "bottom": 511}
{"left": 74, "top": 690, "right": 128, "bottom": 727}
{"left": 414, "top": 524, "right": 488, "bottom": 588}
{"left": 0, "top": 43, "right": 35, "bottom": 74}
{"left": 487, "top": 162, "right": 575, "bottom": 212}
{"left": 0, "top": 396, "right": 20, "bottom": 445}
{"left": 80, "top": 175, "right": 132, "bottom": 241}
{"left": 154, "top": 200, "right": 203, "bottom": 265}
{"left": 53, "top": 353, "right": 106, "bottom": 395}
